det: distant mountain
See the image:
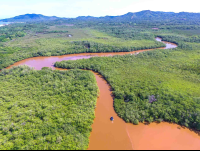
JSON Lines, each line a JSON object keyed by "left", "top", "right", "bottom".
{"left": 0, "top": 14, "right": 60, "bottom": 22}
{"left": 1, "top": 10, "right": 200, "bottom": 23}
{"left": 75, "top": 10, "right": 200, "bottom": 23}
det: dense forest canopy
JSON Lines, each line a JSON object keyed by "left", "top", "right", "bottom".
{"left": 0, "top": 66, "right": 98, "bottom": 150}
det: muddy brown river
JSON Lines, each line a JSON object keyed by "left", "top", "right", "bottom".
{"left": 5, "top": 38, "right": 200, "bottom": 150}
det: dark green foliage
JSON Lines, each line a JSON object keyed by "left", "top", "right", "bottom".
{"left": 0, "top": 66, "right": 99, "bottom": 150}
{"left": 94, "top": 25, "right": 156, "bottom": 40}
{"left": 72, "top": 40, "right": 165, "bottom": 53}
{"left": 0, "top": 26, "right": 26, "bottom": 42}
{"left": 37, "top": 30, "right": 69, "bottom": 34}
{"left": 54, "top": 48, "right": 200, "bottom": 130}
{"left": 157, "top": 34, "right": 200, "bottom": 44}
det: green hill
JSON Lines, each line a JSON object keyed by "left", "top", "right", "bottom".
{"left": 0, "top": 14, "right": 60, "bottom": 22}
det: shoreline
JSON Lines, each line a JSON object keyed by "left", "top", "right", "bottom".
{"left": 5, "top": 38, "right": 198, "bottom": 150}
{"left": 3, "top": 37, "right": 177, "bottom": 71}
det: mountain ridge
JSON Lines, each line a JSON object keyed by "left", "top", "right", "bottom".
{"left": 0, "top": 14, "right": 60, "bottom": 22}
{"left": 74, "top": 10, "right": 200, "bottom": 22}
{"left": 1, "top": 10, "right": 200, "bottom": 22}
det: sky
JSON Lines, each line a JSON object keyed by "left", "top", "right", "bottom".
{"left": 0, "top": 0, "right": 199, "bottom": 19}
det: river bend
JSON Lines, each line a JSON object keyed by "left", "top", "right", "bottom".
{"left": 5, "top": 38, "right": 200, "bottom": 150}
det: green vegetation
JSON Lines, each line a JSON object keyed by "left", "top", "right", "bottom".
{"left": 0, "top": 24, "right": 26, "bottom": 42}
{"left": 1, "top": 10, "right": 200, "bottom": 149}
{"left": 0, "top": 66, "right": 99, "bottom": 150}
{"left": 55, "top": 47, "right": 200, "bottom": 130}
{"left": 0, "top": 24, "right": 165, "bottom": 70}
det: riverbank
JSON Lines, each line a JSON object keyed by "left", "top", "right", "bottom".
{"left": 90, "top": 71, "right": 200, "bottom": 150}
{"left": 54, "top": 68, "right": 200, "bottom": 150}
{"left": 5, "top": 38, "right": 177, "bottom": 70}
{"left": 5, "top": 38, "right": 200, "bottom": 150}
{"left": 52, "top": 39, "right": 200, "bottom": 149}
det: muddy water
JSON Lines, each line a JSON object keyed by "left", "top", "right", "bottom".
{"left": 126, "top": 122, "right": 200, "bottom": 150}
{"left": 49, "top": 68, "right": 133, "bottom": 149}
{"left": 5, "top": 39, "right": 200, "bottom": 150}
{"left": 7, "top": 38, "right": 176, "bottom": 70}
{"left": 6, "top": 49, "right": 161, "bottom": 70}
{"left": 156, "top": 37, "right": 177, "bottom": 49}
{"left": 88, "top": 72, "right": 133, "bottom": 150}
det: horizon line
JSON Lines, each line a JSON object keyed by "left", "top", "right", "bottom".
{"left": 1, "top": 10, "right": 200, "bottom": 20}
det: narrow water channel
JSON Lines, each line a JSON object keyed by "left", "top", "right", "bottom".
{"left": 5, "top": 39, "right": 200, "bottom": 150}
{"left": 88, "top": 72, "right": 133, "bottom": 150}
{"left": 7, "top": 38, "right": 176, "bottom": 70}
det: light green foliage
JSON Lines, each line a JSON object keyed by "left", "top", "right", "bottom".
{"left": 55, "top": 48, "right": 200, "bottom": 130}
{"left": 0, "top": 66, "right": 99, "bottom": 150}
{"left": 0, "top": 25, "right": 165, "bottom": 70}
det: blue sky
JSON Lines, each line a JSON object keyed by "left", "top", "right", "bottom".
{"left": 0, "top": 0, "right": 199, "bottom": 19}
